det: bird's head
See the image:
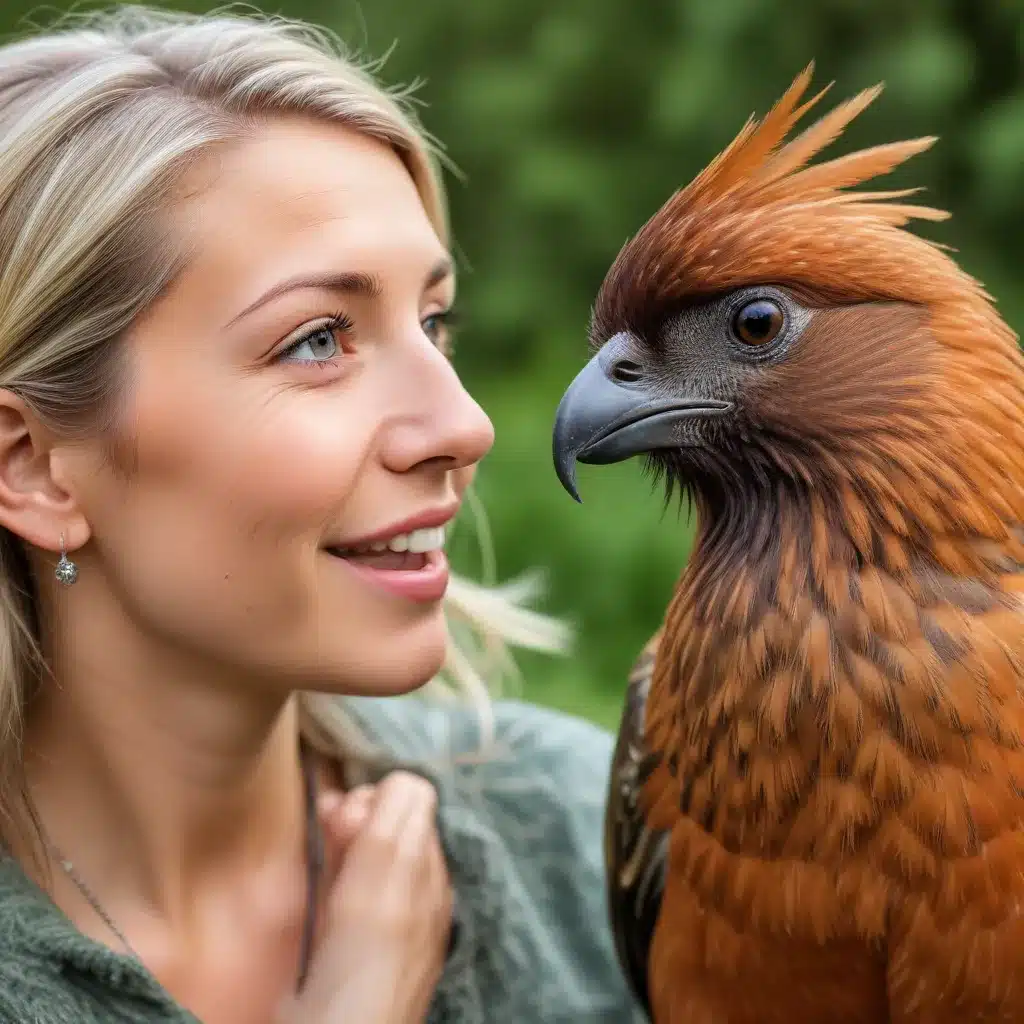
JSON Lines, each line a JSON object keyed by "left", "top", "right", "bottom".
{"left": 553, "top": 67, "right": 1023, "bottom": 546}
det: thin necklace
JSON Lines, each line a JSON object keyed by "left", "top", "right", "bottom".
{"left": 44, "top": 740, "right": 324, "bottom": 993}
{"left": 49, "top": 845, "right": 139, "bottom": 958}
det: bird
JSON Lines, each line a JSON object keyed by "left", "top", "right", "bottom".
{"left": 552, "top": 65, "right": 1024, "bottom": 1024}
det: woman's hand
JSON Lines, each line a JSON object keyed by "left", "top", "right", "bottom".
{"left": 278, "top": 771, "right": 453, "bottom": 1024}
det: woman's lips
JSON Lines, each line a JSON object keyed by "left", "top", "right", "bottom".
{"left": 326, "top": 547, "right": 450, "bottom": 603}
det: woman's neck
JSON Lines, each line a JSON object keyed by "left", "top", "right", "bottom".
{"left": 22, "top": 593, "right": 310, "bottom": 930}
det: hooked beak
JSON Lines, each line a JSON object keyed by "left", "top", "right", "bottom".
{"left": 552, "top": 338, "right": 732, "bottom": 502}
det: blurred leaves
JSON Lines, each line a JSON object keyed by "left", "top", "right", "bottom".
{"left": 1, "top": 0, "right": 1021, "bottom": 728}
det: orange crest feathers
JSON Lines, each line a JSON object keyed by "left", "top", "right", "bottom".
{"left": 682, "top": 64, "right": 941, "bottom": 215}
{"left": 592, "top": 64, "right": 977, "bottom": 342}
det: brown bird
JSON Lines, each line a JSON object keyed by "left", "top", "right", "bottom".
{"left": 553, "top": 66, "right": 1024, "bottom": 1024}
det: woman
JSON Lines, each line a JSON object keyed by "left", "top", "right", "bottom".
{"left": 0, "top": 6, "right": 644, "bottom": 1023}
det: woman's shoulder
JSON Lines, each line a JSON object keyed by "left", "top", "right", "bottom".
{"left": 345, "top": 692, "right": 613, "bottom": 768}
{"left": 342, "top": 695, "right": 616, "bottom": 849}
{"left": 342, "top": 694, "right": 645, "bottom": 1023}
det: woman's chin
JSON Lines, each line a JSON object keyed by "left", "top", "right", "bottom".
{"left": 299, "top": 610, "right": 450, "bottom": 698}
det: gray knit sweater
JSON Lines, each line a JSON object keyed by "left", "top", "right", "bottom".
{"left": 0, "top": 697, "right": 646, "bottom": 1023}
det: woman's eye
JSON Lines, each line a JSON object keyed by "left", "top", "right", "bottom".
{"left": 423, "top": 310, "right": 456, "bottom": 352}
{"left": 278, "top": 317, "right": 350, "bottom": 364}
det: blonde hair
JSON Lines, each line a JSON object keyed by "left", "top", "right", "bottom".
{"left": 0, "top": 4, "right": 569, "bottom": 849}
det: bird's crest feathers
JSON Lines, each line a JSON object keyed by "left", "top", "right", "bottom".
{"left": 689, "top": 64, "right": 942, "bottom": 217}
{"left": 594, "top": 65, "right": 967, "bottom": 339}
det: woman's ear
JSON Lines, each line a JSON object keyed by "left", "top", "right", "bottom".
{"left": 0, "top": 390, "right": 90, "bottom": 553}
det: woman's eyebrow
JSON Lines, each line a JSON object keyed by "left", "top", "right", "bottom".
{"left": 425, "top": 257, "right": 453, "bottom": 290}
{"left": 225, "top": 257, "right": 453, "bottom": 328}
{"left": 225, "top": 270, "right": 383, "bottom": 327}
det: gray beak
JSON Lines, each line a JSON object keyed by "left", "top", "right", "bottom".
{"left": 552, "top": 338, "right": 731, "bottom": 502}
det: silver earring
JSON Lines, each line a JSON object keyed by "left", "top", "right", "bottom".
{"left": 55, "top": 533, "right": 78, "bottom": 587}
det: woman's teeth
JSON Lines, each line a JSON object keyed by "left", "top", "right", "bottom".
{"left": 328, "top": 525, "right": 446, "bottom": 573}
{"left": 351, "top": 525, "right": 446, "bottom": 555}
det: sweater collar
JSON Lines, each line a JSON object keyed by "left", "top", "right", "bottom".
{"left": 0, "top": 856, "right": 195, "bottom": 1015}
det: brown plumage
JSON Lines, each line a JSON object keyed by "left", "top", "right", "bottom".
{"left": 552, "top": 66, "right": 1024, "bottom": 1023}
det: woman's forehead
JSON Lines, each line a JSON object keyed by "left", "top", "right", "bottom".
{"left": 172, "top": 118, "right": 449, "bottom": 292}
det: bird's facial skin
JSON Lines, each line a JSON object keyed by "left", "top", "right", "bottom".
{"left": 657, "top": 284, "right": 813, "bottom": 378}
{"left": 553, "top": 282, "right": 943, "bottom": 514}
{"left": 553, "top": 285, "right": 815, "bottom": 501}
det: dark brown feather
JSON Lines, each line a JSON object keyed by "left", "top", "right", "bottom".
{"left": 605, "top": 633, "right": 669, "bottom": 1019}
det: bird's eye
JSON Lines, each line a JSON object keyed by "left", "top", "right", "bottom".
{"left": 732, "top": 299, "right": 784, "bottom": 347}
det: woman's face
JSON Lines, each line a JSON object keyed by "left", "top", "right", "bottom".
{"left": 62, "top": 117, "right": 494, "bottom": 696}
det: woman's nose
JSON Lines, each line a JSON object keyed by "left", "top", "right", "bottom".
{"left": 381, "top": 343, "right": 495, "bottom": 475}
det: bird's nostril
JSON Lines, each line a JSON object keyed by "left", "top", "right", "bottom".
{"left": 610, "top": 359, "right": 644, "bottom": 383}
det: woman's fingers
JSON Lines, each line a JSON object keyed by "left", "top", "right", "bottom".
{"left": 319, "top": 785, "right": 375, "bottom": 851}
{"left": 285, "top": 771, "right": 453, "bottom": 1024}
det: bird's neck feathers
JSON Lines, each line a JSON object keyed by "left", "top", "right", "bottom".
{"left": 642, "top": 366, "right": 1024, "bottom": 861}
{"left": 670, "top": 279, "right": 1024, "bottom": 617}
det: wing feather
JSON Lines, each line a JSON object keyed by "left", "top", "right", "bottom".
{"left": 605, "top": 635, "right": 670, "bottom": 1020}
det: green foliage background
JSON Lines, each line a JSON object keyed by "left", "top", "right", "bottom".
{"left": 2, "top": 0, "right": 1021, "bottom": 729}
